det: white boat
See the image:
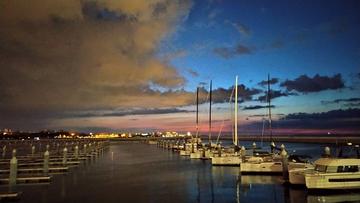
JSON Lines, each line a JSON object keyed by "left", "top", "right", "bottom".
{"left": 212, "top": 76, "right": 242, "bottom": 166}
{"left": 240, "top": 154, "right": 313, "bottom": 174}
{"left": 180, "top": 140, "right": 199, "bottom": 156}
{"left": 289, "top": 144, "right": 360, "bottom": 189}
{"left": 289, "top": 157, "right": 360, "bottom": 189}
{"left": 240, "top": 75, "right": 313, "bottom": 174}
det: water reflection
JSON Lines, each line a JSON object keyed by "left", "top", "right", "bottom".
{"left": 238, "top": 174, "right": 360, "bottom": 203}
{"left": 3, "top": 142, "right": 359, "bottom": 203}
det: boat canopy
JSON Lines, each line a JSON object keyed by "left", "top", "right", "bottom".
{"left": 313, "top": 158, "right": 360, "bottom": 166}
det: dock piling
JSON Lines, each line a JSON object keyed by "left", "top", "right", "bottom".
{"left": 218, "top": 142, "right": 222, "bottom": 157}
{"left": 75, "top": 146, "right": 79, "bottom": 161}
{"left": 202, "top": 143, "right": 205, "bottom": 158}
{"left": 84, "top": 144, "right": 87, "bottom": 155}
{"left": 12, "top": 149, "right": 16, "bottom": 158}
{"left": 2, "top": 146, "right": 6, "bottom": 159}
{"left": 9, "top": 156, "right": 18, "bottom": 186}
{"left": 241, "top": 146, "right": 246, "bottom": 163}
{"left": 43, "top": 150, "right": 49, "bottom": 176}
{"left": 31, "top": 146, "right": 35, "bottom": 161}
{"left": 281, "top": 149, "right": 289, "bottom": 181}
{"left": 62, "top": 147, "right": 68, "bottom": 166}
{"left": 325, "top": 147, "right": 330, "bottom": 157}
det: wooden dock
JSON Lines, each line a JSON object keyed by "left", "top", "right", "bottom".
{"left": 0, "top": 191, "right": 22, "bottom": 201}
{"left": 0, "top": 167, "right": 68, "bottom": 174}
{"left": 0, "top": 176, "right": 51, "bottom": 184}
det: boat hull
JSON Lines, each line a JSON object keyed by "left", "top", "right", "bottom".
{"left": 305, "top": 172, "right": 360, "bottom": 190}
{"left": 241, "top": 162, "right": 313, "bottom": 175}
{"left": 212, "top": 156, "right": 241, "bottom": 166}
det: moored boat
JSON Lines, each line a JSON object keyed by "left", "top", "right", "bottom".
{"left": 289, "top": 145, "right": 360, "bottom": 190}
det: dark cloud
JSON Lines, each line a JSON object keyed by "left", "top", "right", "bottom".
{"left": 280, "top": 108, "right": 360, "bottom": 120}
{"left": 212, "top": 45, "right": 255, "bottom": 58}
{"left": 268, "top": 40, "right": 284, "bottom": 49}
{"left": 280, "top": 74, "right": 345, "bottom": 93}
{"left": 321, "top": 98, "right": 360, "bottom": 107}
{"left": 67, "top": 107, "right": 192, "bottom": 118}
{"left": 242, "top": 105, "right": 275, "bottom": 110}
{"left": 233, "top": 23, "right": 250, "bottom": 37}
{"left": 258, "top": 77, "right": 279, "bottom": 86}
{"left": 257, "top": 90, "right": 298, "bottom": 102}
{"left": 201, "top": 84, "right": 261, "bottom": 104}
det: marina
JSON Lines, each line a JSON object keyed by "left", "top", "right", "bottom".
{"left": 1, "top": 138, "right": 359, "bottom": 203}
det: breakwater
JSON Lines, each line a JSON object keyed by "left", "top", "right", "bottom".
{"left": 107, "top": 135, "right": 359, "bottom": 145}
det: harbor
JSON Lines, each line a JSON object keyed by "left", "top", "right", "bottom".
{"left": 1, "top": 138, "right": 359, "bottom": 203}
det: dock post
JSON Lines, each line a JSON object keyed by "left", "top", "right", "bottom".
{"left": 281, "top": 144, "right": 285, "bottom": 152}
{"left": 325, "top": 147, "right": 330, "bottom": 157}
{"left": 191, "top": 142, "right": 194, "bottom": 153}
{"left": 89, "top": 143, "right": 92, "bottom": 154}
{"left": 12, "top": 149, "right": 16, "bottom": 158}
{"left": 183, "top": 140, "right": 186, "bottom": 151}
{"left": 84, "top": 144, "right": 87, "bottom": 156}
{"left": 177, "top": 140, "right": 180, "bottom": 150}
{"left": 281, "top": 150, "right": 289, "bottom": 181}
{"left": 9, "top": 156, "right": 18, "bottom": 187}
{"left": 218, "top": 142, "right": 222, "bottom": 157}
{"left": 241, "top": 146, "right": 246, "bottom": 163}
{"left": 39, "top": 142, "right": 42, "bottom": 152}
{"left": 63, "top": 147, "right": 68, "bottom": 166}
{"left": 75, "top": 146, "right": 79, "bottom": 161}
{"left": 46, "top": 145, "right": 50, "bottom": 152}
{"left": 252, "top": 142, "right": 256, "bottom": 155}
{"left": 202, "top": 143, "right": 205, "bottom": 158}
{"left": 2, "top": 146, "right": 6, "bottom": 159}
{"left": 31, "top": 146, "right": 35, "bottom": 161}
{"left": 44, "top": 150, "right": 49, "bottom": 176}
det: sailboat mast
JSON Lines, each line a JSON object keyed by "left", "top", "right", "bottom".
{"left": 209, "top": 80, "right": 212, "bottom": 148}
{"left": 268, "top": 74, "right": 273, "bottom": 153}
{"left": 235, "top": 76, "right": 238, "bottom": 147}
{"left": 196, "top": 87, "right": 199, "bottom": 145}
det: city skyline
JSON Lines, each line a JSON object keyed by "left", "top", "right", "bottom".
{"left": 1, "top": 1, "right": 359, "bottom": 135}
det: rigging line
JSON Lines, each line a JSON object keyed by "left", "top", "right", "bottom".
{"left": 261, "top": 79, "right": 270, "bottom": 147}
{"left": 261, "top": 118, "right": 265, "bottom": 148}
{"left": 230, "top": 85, "right": 235, "bottom": 145}
{"left": 187, "top": 89, "right": 198, "bottom": 139}
{"left": 215, "top": 86, "right": 235, "bottom": 146}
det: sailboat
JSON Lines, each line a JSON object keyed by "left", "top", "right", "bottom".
{"left": 191, "top": 81, "right": 215, "bottom": 159}
{"left": 180, "top": 87, "right": 201, "bottom": 156}
{"left": 211, "top": 76, "right": 242, "bottom": 166}
{"left": 240, "top": 74, "right": 313, "bottom": 174}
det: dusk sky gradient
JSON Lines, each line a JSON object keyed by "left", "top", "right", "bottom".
{"left": 1, "top": 0, "right": 359, "bottom": 136}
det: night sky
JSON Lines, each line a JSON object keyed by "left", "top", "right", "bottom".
{"left": 1, "top": 0, "right": 359, "bottom": 135}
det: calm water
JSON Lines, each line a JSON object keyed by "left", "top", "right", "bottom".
{"left": 1, "top": 140, "right": 359, "bottom": 203}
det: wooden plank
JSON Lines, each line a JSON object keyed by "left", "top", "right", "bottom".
{"left": 0, "top": 192, "right": 22, "bottom": 198}
{"left": 0, "top": 176, "right": 51, "bottom": 184}
{"left": 0, "top": 167, "right": 68, "bottom": 174}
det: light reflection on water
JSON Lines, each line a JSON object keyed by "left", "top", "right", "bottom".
{"left": 1, "top": 141, "right": 359, "bottom": 203}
